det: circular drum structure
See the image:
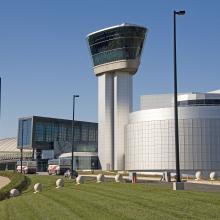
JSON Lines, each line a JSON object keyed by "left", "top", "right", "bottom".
{"left": 125, "top": 106, "right": 220, "bottom": 175}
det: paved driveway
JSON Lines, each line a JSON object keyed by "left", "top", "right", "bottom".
{"left": 0, "top": 176, "right": 10, "bottom": 189}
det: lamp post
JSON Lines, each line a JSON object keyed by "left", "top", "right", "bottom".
{"left": 20, "top": 119, "right": 28, "bottom": 173}
{"left": 71, "top": 94, "right": 79, "bottom": 178}
{"left": 0, "top": 77, "right": 1, "bottom": 116}
{"left": 173, "top": 10, "right": 185, "bottom": 182}
{"left": 20, "top": 120, "right": 24, "bottom": 173}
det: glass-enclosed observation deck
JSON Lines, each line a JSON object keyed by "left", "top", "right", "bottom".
{"left": 87, "top": 23, "right": 147, "bottom": 75}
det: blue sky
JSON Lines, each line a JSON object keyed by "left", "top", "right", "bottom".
{"left": 0, "top": 0, "right": 220, "bottom": 138}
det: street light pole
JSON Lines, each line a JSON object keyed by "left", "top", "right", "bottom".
{"left": 0, "top": 77, "right": 1, "bottom": 117}
{"left": 173, "top": 10, "right": 185, "bottom": 183}
{"left": 20, "top": 120, "right": 24, "bottom": 173}
{"left": 71, "top": 94, "right": 79, "bottom": 178}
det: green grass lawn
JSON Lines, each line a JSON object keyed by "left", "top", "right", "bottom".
{"left": 0, "top": 175, "right": 220, "bottom": 220}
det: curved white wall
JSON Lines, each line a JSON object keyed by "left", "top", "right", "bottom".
{"left": 125, "top": 106, "right": 220, "bottom": 173}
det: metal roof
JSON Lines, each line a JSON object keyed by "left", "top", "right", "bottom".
{"left": 0, "top": 137, "right": 31, "bottom": 152}
{"left": 87, "top": 23, "right": 147, "bottom": 37}
{"left": 0, "top": 137, "right": 32, "bottom": 161}
{"left": 59, "top": 152, "right": 98, "bottom": 158}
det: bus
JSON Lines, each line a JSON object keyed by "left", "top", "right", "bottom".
{"left": 47, "top": 158, "right": 71, "bottom": 175}
{"left": 16, "top": 160, "right": 37, "bottom": 174}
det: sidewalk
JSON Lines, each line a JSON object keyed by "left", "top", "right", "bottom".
{"left": 187, "top": 179, "right": 220, "bottom": 186}
{"left": 80, "top": 174, "right": 161, "bottom": 182}
{"left": 0, "top": 176, "right": 10, "bottom": 189}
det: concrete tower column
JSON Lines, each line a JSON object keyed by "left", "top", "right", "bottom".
{"left": 98, "top": 73, "right": 114, "bottom": 170}
{"left": 114, "top": 72, "right": 132, "bottom": 170}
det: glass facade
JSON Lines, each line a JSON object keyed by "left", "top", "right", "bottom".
{"left": 33, "top": 120, "right": 97, "bottom": 152}
{"left": 75, "top": 156, "right": 99, "bottom": 170}
{"left": 88, "top": 25, "right": 147, "bottom": 66}
{"left": 178, "top": 99, "right": 220, "bottom": 106}
{"left": 16, "top": 116, "right": 98, "bottom": 171}
{"left": 17, "top": 118, "right": 32, "bottom": 148}
{"left": 48, "top": 156, "right": 99, "bottom": 170}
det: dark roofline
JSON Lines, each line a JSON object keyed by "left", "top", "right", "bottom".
{"left": 87, "top": 23, "right": 147, "bottom": 38}
{"left": 18, "top": 115, "right": 97, "bottom": 124}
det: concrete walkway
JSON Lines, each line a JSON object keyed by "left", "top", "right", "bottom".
{"left": 187, "top": 179, "right": 220, "bottom": 185}
{"left": 0, "top": 176, "right": 10, "bottom": 189}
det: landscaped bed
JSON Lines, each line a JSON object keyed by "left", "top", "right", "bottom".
{"left": 0, "top": 174, "right": 220, "bottom": 219}
{"left": 0, "top": 171, "right": 29, "bottom": 201}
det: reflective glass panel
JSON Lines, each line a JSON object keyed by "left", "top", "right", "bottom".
{"left": 88, "top": 26, "right": 147, "bottom": 66}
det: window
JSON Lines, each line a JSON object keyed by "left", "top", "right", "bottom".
{"left": 45, "top": 124, "right": 52, "bottom": 141}
{"left": 92, "top": 47, "right": 142, "bottom": 66}
{"left": 81, "top": 125, "right": 88, "bottom": 141}
{"left": 74, "top": 126, "right": 81, "bottom": 141}
{"left": 88, "top": 127, "right": 96, "bottom": 141}
{"left": 178, "top": 99, "right": 220, "bottom": 106}
{"left": 18, "top": 118, "right": 32, "bottom": 148}
{"left": 32, "top": 118, "right": 98, "bottom": 153}
{"left": 88, "top": 26, "right": 146, "bottom": 66}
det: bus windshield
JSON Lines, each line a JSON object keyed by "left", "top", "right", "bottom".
{"left": 48, "top": 158, "right": 71, "bottom": 166}
{"left": 17, "top": 161, "right": 36, "bottom": 167}
{"left": 48, "top": 159, "right": 59, "bottom": 165}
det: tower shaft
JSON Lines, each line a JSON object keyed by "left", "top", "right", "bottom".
{"left": 114, "top": 72, "right": 132, "bottom": 170}
{"left": 98, "top": 74, "right": 114, "bottom": 170}
{"left": 98, "top": 72, "right": 132, "bottom": 170}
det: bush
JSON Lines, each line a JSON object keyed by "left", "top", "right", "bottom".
{"left": 0, "top": 171, "right": 30, "bottom": 201}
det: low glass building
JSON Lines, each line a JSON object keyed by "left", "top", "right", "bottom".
{"left": 59, "top": 152, "right": 99, "bottom": 170}
{"left": 17, "top": 116, "right": 98, "bottom": 171}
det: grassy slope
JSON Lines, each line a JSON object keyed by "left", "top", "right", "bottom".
{"left": 0, "top": 175, "right": 220, "bottom": 220}
{"left": 0, "top": 172, "right": 29, "bottom": 201}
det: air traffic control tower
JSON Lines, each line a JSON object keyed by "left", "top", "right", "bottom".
{"left": 87, "top": 23, "right": 147, "bottom": 170}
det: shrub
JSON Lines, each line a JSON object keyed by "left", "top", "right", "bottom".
{"left": 0, "top": 171, "right": 30, "bottom": 201}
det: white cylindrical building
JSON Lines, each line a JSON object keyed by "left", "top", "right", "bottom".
{"left": 87, "top": 23, "right": 148, "bottom": 170}
{"left": 125, "top": 92, "right": 220, "bottom": 176}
